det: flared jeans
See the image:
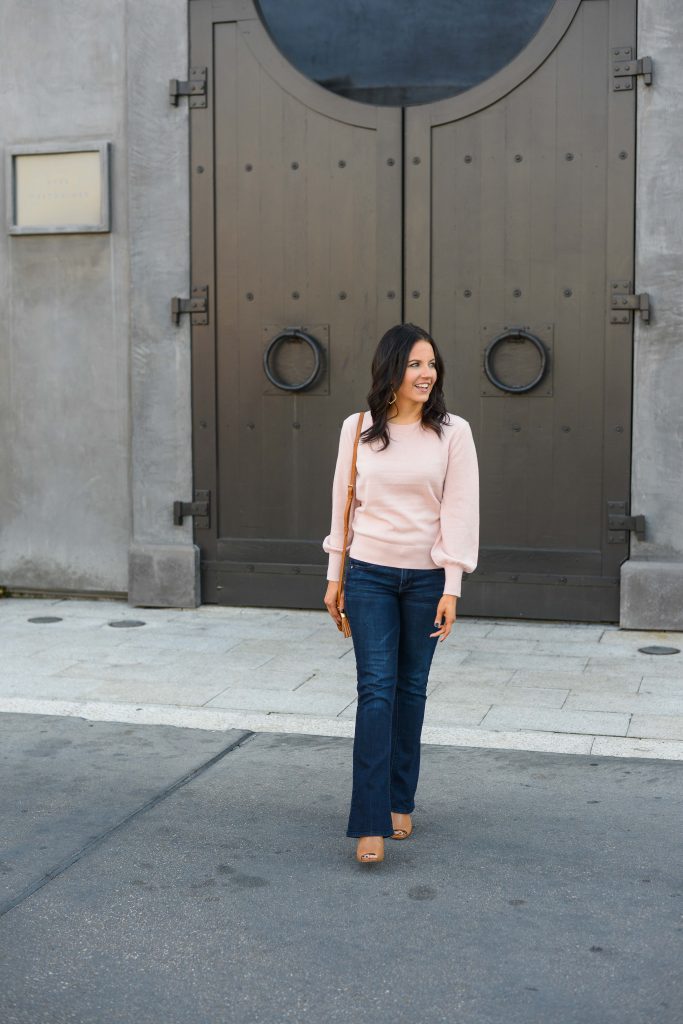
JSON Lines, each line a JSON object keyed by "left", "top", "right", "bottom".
{"left": 342, "top": 556, "right": 445, "bottom": 838}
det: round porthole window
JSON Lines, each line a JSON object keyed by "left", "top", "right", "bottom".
{"left": 258, "top": 0, "right": 558, "bottom": 106}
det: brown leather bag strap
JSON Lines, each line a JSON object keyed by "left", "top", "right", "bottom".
{"left": 337, "top": 411, "right": 365, "bottom": 616}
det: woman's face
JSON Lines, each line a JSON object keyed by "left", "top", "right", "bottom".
{"left": 396, "top": 339, "right": 437, "bottom": 406}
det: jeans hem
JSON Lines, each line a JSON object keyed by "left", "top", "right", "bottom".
{"left": 346, "top": 829, "right": 395, "bottom": 839}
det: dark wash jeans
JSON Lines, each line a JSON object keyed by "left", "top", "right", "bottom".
{"left": 342, "top": 556, "right": 445, "bottom": 838}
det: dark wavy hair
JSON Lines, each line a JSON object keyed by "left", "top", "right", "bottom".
{"left": 361, "top": 323, "right": 449, "bottom": 450}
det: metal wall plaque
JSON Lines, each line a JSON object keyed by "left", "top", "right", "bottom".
{"left": 6, "top": 141, "right": 111, "bottom": 234}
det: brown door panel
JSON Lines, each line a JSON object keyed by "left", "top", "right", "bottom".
{"left": 404, "top": 0, "right": 636, "bottom": 621}
{"left": 190, "top": 2, "right": 402, "bottom": 605}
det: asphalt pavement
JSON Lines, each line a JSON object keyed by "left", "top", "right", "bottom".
{"left": 1, "top": 711, "right": 681, "bottom": 1024}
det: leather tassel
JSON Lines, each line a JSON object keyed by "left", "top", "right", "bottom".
{"left": 340, "top": 611, "right": 352, "bottom": 638}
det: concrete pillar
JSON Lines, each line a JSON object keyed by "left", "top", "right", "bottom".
{"left": 621, "top": 0, "right": 683, "bottom": 629}
{"left": 126, "top": 0, "right": 200, "bottom": 608}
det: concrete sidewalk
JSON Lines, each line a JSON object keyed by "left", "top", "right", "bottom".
{"left": 1, "top": 596, "right": 682, "bottom": 761}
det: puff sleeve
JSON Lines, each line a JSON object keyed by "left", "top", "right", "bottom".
{"left": 430, "top": 418, "right": 480, "bottom": 597}
{"left": 322, "top": 415, "right": 360, "bottom": 582}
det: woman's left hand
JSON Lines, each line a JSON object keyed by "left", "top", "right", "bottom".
{"left": 430, "top": 595, "right": 457, "bottom": 641}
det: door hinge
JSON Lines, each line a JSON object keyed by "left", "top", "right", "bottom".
{"left": 612, "top": 49, "right": 653, "bottom": 90}
{"left": 174, "top": 490, "right": 211, "bottom": 529}
{"left": 171, "top": 285, "right": 209, "bottom": 326}
{"left": 607, "top": 501, "right": 645, "bottom": 543}
{"left": 169, "top": 67, "right": 207, "bottom": 107}
{"left": 610, "top": 282, "right": 650, "bottom": 324}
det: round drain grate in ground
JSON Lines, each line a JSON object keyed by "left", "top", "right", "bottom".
{"left": 27, "top": 616, "right": 63, "bottom": 624}
{"left": 108, "top": 620, "right": 146, "bottom": 628}
{"left": 638, "top": 645, "right": 680, "bottom": 655}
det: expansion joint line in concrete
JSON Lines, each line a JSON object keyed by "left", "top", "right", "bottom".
{"left": 0, "top": 730, "right": 256, "bottom": 919}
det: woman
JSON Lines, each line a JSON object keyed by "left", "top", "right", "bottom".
{"left": 322, "top": 323, "right": 479, "bottom": 865}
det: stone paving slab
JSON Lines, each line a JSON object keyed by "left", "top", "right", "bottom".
{"left": 1, "top": 598, "right": 683, "bottom": 760}
{"left": 509, "top": 670, "right": 644, "bottom": 693}
{"left": 451, "top": 639, "right": 652, "bottom": 660}
{"left": 424, "top": 703, "right": 492, "bottom": 726}
{"left": 429, "top": 664, "right": 516, "bottom": 684}
{"left": 639, "top": 676, "right": 683, "bottom": 696}
{"left": 564, "top": 691, "right": 683, "bottom": 715}
{"left": 480, "top": 706, "right": 632, "bottom": 737}
{"left": 485, "top": 623, "right": 606, "bottom": 641}
{"left": 460, "top": 651, "right": 591, "bottom": 671}
{"left": 204, "top": 686, "right": 355, "bottom": 716}
{"left": 429, "top": 680, "right": 570, "bottom": 706}
{"left": 628, "top": 714, "right": 683, "bottom": 740}
{"left": 585, "top": 656, "right": 683, "bottom": 677}
{"left": 0, "top": 675, "right": 110, "bottom": 701}
{"left": 53, "top": 656, "right": 304, "bottom": 688}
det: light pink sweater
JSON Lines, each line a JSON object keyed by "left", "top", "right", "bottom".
{"left": 323, "top": 411, "right": 479, "bottom": 597}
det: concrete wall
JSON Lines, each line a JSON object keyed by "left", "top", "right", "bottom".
{"left": 0, "top": 2, "right": 130, "bottom": 593}
{"left": 621, "top": 0, "right": 683, "bottom": 629}
{"left": 0, "top": 0, "right": 198, "bottom": 605}
{"left": 1, "top": 0, "right": 681, "bottom": 624}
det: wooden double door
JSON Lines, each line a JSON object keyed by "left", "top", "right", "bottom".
{"left": 189, "top": 0, "right": 639, "bottom": 621}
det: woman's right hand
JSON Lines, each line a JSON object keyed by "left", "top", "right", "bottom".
{"left": 324, "top": 580, "right": 343, "bottom": 627}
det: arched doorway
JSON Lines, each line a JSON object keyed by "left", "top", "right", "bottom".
{"left": 189, "top": 0, "right": 638, "bottom": 621}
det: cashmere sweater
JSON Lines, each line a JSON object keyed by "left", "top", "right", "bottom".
{"left": 322, "top": 410, "right": 479, "bottom": 597}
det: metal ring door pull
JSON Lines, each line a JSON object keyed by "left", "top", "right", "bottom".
{"left": 263, "top": 329, "right": 324, "bottom": 392}
{"left": 483, "top": 328, "right": 548, "bottom": 393}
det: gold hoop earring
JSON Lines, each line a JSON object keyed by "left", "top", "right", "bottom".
{"left": 388, "top": 390, "right": 397, "bottom": 406}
